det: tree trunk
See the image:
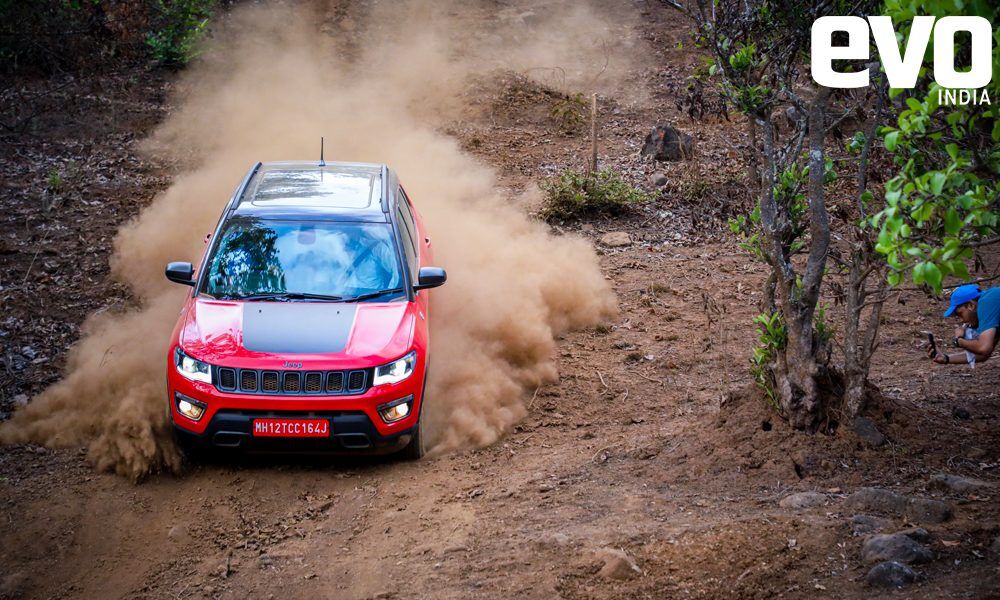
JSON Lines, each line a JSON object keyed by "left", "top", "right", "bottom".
{"left": 762, "top": 88, "right": 832, "bottom": 431}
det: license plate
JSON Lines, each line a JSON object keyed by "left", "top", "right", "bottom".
{"left": 251, "top": 418, "right": 330, "bottom": 438}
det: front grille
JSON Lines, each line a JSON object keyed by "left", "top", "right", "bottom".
{"left": 326, "top": 372, "right": 344, "bottom": 393}
{"left": 219, "top": 368, "right": 236, "bottom": 390}
{"left": 283, "top": 372, "right": 301, "bottom": 393}
{"left": 240, "top": 370, "right": 258, "bottom": 392}
{"left": 262, "top": 371, "right": 279, "bottom": 392}
{"left": 213, "top": 367, "right": 373, "bottom": 396}
{"left": 348, "top": 370, "right": 366, "bottom": 391}
{"left": 305, "top": 372, "right": 322, "bottom": 393}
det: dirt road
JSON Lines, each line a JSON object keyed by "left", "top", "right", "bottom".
{"left": 2, "top": 1, "right": 999, "bottom": 598}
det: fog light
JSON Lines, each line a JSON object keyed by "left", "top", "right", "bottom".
{"left": 175, "top": 393, "right": 206, "bottom": 421}
{"left": 377, "top": 395, "right": 413, "bottom": 424}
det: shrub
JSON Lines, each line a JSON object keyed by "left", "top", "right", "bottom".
{"left": 146, "top": 0, "right": 213, "bottom": 67}
{"left": 539, "top": 168, "right": 651, "bottom": 221}
{"left": 549, "top": 92, "right": 587, "bottom": 134}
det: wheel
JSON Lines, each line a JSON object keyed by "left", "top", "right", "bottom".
{"left": 399, "top": 418, "right": 425, "bottom": 460}
{"left": 172, "top": 427, "right": 204, "bottom": 464}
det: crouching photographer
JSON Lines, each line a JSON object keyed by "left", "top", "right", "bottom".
{"left": 928, "top": 284, "right": 999, "bottom": 367}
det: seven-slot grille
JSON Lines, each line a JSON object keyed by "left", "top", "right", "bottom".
{"left": 214, "top": 367, "right": 371, "bottom": 396}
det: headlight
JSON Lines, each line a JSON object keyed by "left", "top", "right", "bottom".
{"left": 373, "top": 351, "right": 416, "bottom": 386}
{"left": 175, "top": 347, "right": 212, "bottom": 384}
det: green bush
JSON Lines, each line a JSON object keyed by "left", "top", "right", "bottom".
{"left": 147, "top": 0, "right": 213, "bottom": 67}
{"left": 549, "top": 92, "right": 587, "bottom": 134}
{"left": 750, "top": 311, "right": 786, "bottom": 411}
{"left": 539, "top": 168, "right": 651, "bottom": 221}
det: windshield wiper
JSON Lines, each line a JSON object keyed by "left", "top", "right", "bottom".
{"left": 236, "top": 292, "right": 345, "bottom": 302}
{"left": 340, "top": 288, "right": 405, "bottom": 303}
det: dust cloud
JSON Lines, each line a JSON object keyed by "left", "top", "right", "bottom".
{"left": 0, "top": 0, "right": 625, "bottom": 477}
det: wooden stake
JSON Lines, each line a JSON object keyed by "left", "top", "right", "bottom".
{"left": 590, "top": 93, "right": 598, "bottom": 173}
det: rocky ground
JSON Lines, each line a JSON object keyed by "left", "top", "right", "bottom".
{"left": 2, "top": 1, "right": 999, "bottom": 598}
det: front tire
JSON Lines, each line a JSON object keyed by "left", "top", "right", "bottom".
{"left": 173, "top": 427, "right": 204, "bottom": 464}
{"left": 399, "top": 418, "right": 425, "bottom": 460}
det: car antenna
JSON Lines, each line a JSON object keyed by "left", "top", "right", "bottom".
{"left": 319, "top": 136, "right": 326, "bottom": 167}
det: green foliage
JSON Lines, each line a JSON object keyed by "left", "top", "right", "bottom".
{"left": 750, "top": 311, "right": 786, "bottom": 409}
{"left": 814, "top": 303, "right": 834, "bottom": 347}
{"left": 873, "top": 0, "right": 999, "bottom": 293}
{"left": 46, "top": 169, "right": 64, "bottom": 193}
{"left": 539, "top": 169, "right": 652, "bottom": 221}
{"left": 729, "top": 157, "right": 837, "bottom": 260}
{"left": 147, "top": 0, "right": 213, "bottom": 67}
{"left": 550, "top": 92, "right": 587, "bottom": 134}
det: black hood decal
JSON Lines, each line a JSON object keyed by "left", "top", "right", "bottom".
{"left": 242, "top": 303, "right": 357, "bottom": 354}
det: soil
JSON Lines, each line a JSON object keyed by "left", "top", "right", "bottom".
{"left": 2, "top": 2, "right": 999, "bottom": 599}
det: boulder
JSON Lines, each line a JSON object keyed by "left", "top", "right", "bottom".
{"left": 905, "top": 498, "right": 952, "bottom": 524}
{"left": 929, "top": 473, "right": 990, "bottom": 494}
{"left": 851, "top": 514, "right": 894, "bottom": 536}
{"left": 844, "top": 488, "right": 951, "bottom": 524}
{"left": 853, "top": 417, "right": 886, "bottom": 448}
{"left": 861, "top": 534, "right": 934, "bottom": 564}
{"left": 844, "top": 488, "right": 908, "bottom": 515}
{"left": 595, "top": 548, "right": 641, "bottom": 580}
{"left": 896, "top": 527, "right": 930, "bottom": 543}
{"left": 640, "top": 125, "right": 694, "bottom": 161}
{"left": 779, "top": 491, "right": 826, "bottom": 510}
{"left": 599, "top": 232, "right": 632, "bottom": 247}
{"left": 865, "top": 561, "right": 916, "bottom": 588}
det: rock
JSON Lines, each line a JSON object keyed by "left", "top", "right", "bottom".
{"left": 844, "top": 488, "right": 908, "bottom": 515}
{"left": 640, "top": 125, "right": 694, "bottom": 161}
{"left": 851, "top": 514, "right": 894, "bottom": 536}
{"left": 865, "top": 561, "right": 917, "bottom": 588}
{"left": 861, "top": 534, "right": 934, "bottom": 564}
{"left": 853, "top": 417, "right": 886, "bottom": 447}
{"left": 905, "top": 498, "right": 952, "bottom": 524}
{"left": 846, "top": 488, "right": 952, "bottom": 523}
{"left": 779, "top": 491, "right": 826, "bottom": 509}
{"left": 896, "top": 527, "right": 930, "bottom": 543}
{"left": 929, "top": 473, "right": 990, "bottom": 494}
{"left": 12, "top": 394, "right": 28, "bottom": 407}
{"left": 951, "top": 406, "right": 971, "bottom": 420}
{"left": 167, "top": 525, "right": 188, "bottom": 541}
{"left": 650, "top": 173, "right": 668, "bottom": 187}
{"left": 599, "top": 232, "right": 632, "bottom": 247}
{"left": 595, "top": 548, "right": 641, "bottom": 580}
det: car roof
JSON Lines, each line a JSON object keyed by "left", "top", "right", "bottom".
{"left": 233, "top": 161, "right": 393, "bottom": 222}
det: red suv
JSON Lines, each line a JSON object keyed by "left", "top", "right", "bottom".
{"left": 164, "top": 161, "right": 445, "bottom": 459}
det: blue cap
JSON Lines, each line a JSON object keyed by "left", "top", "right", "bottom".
{"left": 944, "top": 284, "right": 981, "bottom": 317}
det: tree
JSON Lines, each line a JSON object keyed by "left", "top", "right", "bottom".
{"left": 873, "top": 0, "right": 999, "bottom": 293}
{"left": 682, "top": 0, "right": 885, "bottom": 429}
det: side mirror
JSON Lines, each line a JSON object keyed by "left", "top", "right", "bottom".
{"left": 165, "top": 262, "right": 195, "bottom": 286}
{"left": 414, "top": 266, "right": 446, "bottom": 291}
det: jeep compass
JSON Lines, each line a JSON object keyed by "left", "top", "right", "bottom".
{"left": 165, "top": 161, "right": 445, "bottom": 459}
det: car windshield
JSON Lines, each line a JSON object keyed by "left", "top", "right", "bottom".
{"left": 201, "top": 216, "right": 403, "bottom": 301}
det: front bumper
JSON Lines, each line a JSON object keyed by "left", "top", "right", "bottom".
{"left": 173, "top": 410, "right": 415, "bottom": 454}
{"left": 168, "top": 361, "right": 424, "bottom": 453}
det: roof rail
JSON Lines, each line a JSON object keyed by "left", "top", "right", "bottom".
{"left": 379, "top": 164, "right": 390, "bottom": 213}
{"left": 231, "top": 161, "right": 263, "bottom": 210}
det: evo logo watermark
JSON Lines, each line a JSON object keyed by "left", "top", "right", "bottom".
{"left": 811, "top": 16, "right": 993, "bottom": 106}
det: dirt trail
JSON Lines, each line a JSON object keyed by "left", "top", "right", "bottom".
{"left": 2, "top": 1, "right": 999, "bottom": 598}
